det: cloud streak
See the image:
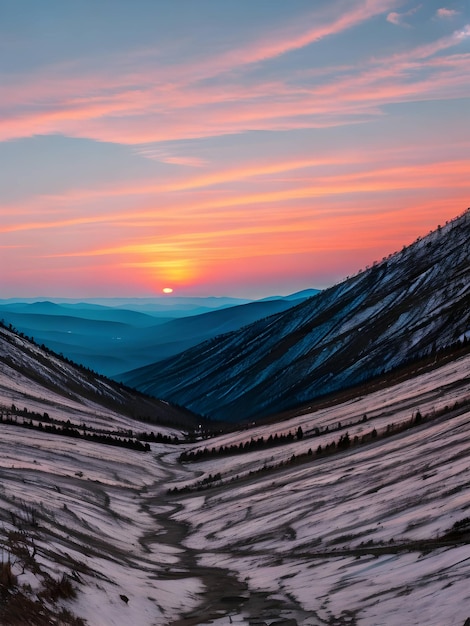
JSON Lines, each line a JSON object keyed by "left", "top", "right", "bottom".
{"left": 3, "top": 156, "right": 468, "bottom": 239}
{"left": 1, "top": 18, "right": 468, "bottom": 150}
{"left": 0, "top": 1, "right": 408, "bottom": 145}
{"left": 387, "top": 4, "right": 422, "bottom": 27}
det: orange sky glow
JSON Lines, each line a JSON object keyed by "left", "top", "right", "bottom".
{"left": 0, "top": 1, "right": 469, "bottom": 298}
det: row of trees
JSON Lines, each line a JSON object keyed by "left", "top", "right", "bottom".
{"left": 3, "top": 403, "right": 180, "bottom": 447}
{"left": 180, "top": 416, "right": 373, "bottom": 463}
{"left": 1, "top": 411, "right": 152, "bottom": 452}
{"left": 169, "top": 399, "right": 468, "bottom": 495}
{"left": 179, "top": 426, "right": 305, "bottom": 462}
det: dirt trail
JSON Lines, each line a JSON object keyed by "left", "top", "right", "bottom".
{"left": 155, "top": 501, "right": 317, "bottom": 625}
{"left": 142, "top": 453, "right": 318, "bottom": 625}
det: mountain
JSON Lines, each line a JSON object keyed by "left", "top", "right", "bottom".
{"left": 0, "top": 322, "right": 198, "bottom": 430}
{"left": 0, "top": 300, "right": 163, "bottom": 326}
{"left": 120, "top": 209, "right": 470, "bottom": 421}
{"left": 1, "top": 314, "right": 470, "bottom": 624}
{"left": 110, "top": 294, "right": 313, "bottom": 371}
{"left": 0, "top": 292, "right": 314, "bottom": 377}
{"left": 259, "top": 288, "right": 320, "bottom": 302}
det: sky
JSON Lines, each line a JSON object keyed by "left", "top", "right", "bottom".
{"left": 0, "top": 0, "right": 469, "bottom": 299}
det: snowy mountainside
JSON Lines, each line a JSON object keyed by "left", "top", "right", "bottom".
{"left": 1, "top": 330, "right": 469, "bottom": 624}
{"left": 0, "top": 324, "right": 206, "bottom": 624}
{"left": 170, "top": 351, "right": 470, "bottom": 625}
{"left": 0, "top": 324, "right": 198, "bottom": 430}
{"left": 120, "top": 209, "right": 470, "bottom": 421}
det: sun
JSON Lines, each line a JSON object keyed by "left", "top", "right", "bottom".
{"left": 162, "top": 287, "right": 173, "bottom": 294}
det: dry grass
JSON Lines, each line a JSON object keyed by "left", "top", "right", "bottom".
{"left": 0, "top": 558, "right": 17, "bottom": 588}
{"left": 40, "top": 573, "right": 76, "bottom": 602}
{"left": 1, "top": 532, "right": 85, "bottom": 625}
{"left": 0, "top": 589, "right": 86, "bottom": 625}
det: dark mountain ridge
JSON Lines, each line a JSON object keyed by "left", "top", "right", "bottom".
{"left": 119, "top": 209, "right": 470, "bottom": 421}
{"left": 0, "top": 323, "right": 198, "bottom": 430}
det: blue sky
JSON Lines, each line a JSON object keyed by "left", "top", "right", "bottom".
{"left": 0, "top": 0, "right": 469, "bottom": 298}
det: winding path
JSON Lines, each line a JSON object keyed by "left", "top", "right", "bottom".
{"left": 141, "top": 451, "right": 315, "bottom": 625}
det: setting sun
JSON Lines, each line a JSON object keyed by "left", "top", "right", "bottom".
{"left": 0, "top": 1, "right": 468, "bottom": 302}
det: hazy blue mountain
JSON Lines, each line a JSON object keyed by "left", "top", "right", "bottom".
{"left": 0, "top": 293, "right": 315, "bottom": 377}
{"left": 0, "top": 295, "right": 254, "bottom": 318}
{"left": 0, "top": 300, "right": 164, "bottom": 326}
{"left": 119, "top": 210, "right": 470, "bottom": 421}
{"left": 259, "top": 288, "right": 320, "bottom": 302}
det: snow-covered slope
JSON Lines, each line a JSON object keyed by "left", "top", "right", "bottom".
{"left": 0, "top": 324, "right": 198, "bottom": 430}
{"left": 169, "top": 351, "right": 470, "bottom": 625}
{"left": 121, "top": 209, "right": 470, "bottom": 421}
{"left": 1, "top": 327, "right": 469, "bottom": 625}
{"left": 0, "top": 327, "right": 201, "bottom": 624}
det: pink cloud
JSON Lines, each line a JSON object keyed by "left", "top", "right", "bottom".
{"left": 0, "top": 49, "right": 466, "bottom": 147}
{"left": 0, "top": 1, "right": 404, "bottom": 144}
{"left": 136, "top": 151, "right": 209, "bottom": 168}
{"left": 386, "top": 12, "right": 403, "bottom": 25}
{"left": 5, "top": 35, "right": 467, "bottom": 148}
{"left": 386, "top": 4, "right": 422, "bottom": 27}
{"left": 211, "top": 0, "right": 401, "bottom": 68}
{"left": 3, "top": 156, "right": 468, "bottom": 240}
{"left": 436, "top": 8, "right": 459, "bottom": 19}
{"left": 3, "top": 22, "right": 466, "bottom": 148}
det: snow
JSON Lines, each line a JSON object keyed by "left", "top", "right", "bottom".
{"left": 1, "top": 320, "right": 470, "bottom": 623}
{"left": 168, "top": 353, "right": 470, "bottom": 625}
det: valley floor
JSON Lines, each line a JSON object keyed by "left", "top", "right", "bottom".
{"left": 1, "top": 352, "right": 470, "bottom": 625}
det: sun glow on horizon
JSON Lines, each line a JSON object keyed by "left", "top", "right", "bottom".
{"left": 0, "top": 2, "right": 469, "bottom": 298}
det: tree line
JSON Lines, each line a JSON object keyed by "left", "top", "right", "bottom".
{"left": 169, "top": 397, "right": 469, "bottom": 494}
{"left": 1, "top": 404, "right": 180, "bottom": 452}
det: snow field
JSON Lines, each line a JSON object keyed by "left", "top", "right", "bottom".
{"left": 170, "top": 354, "right": 470, "bottom": 624}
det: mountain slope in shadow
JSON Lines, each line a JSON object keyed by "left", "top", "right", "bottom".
{"left": 119, "top": 209, "right": 470, "bottom": 421}
{"left": 0, "top": 323, "right": 199, "bottom": 430}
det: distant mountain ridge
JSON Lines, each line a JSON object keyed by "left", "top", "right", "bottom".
{"left": 120, "top": 209, "right": 470, "bottom": 421}
{"left": 0, "top": 292, "right": 317, "bottom": 376}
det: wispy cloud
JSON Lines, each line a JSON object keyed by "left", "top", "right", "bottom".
{"left": 386, "top": 4, "right": 422, "bottom": 27}
{"left": 0, "top": 0, "right": 403, "bottom": 145}
{"left": 209, "top": 0, "right": 402, "bottom": 68}
{"left": 3, "top": 156, "right": 468, "bottom": 237}
{"left": 135, "top": 151, "right": 208, "bottom": 167}
{"left": 2, "top": 40, "right": 468, "bottom": 147}
{"left": 1, "top": 16, "right": 468, "bottom": 150}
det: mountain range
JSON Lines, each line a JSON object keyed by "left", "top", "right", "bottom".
{"left": 119, "top": 209, "right": 470, "bottom": 421}
{"left": 0, "top": 290, "right": 318, "bottom": 377}
{"left": 1, "top": 210, "right": 470, "bottom": 624}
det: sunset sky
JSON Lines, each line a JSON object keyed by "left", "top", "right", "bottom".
{"left": 1, "top": 0, "right": 469, "bottom": 299}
